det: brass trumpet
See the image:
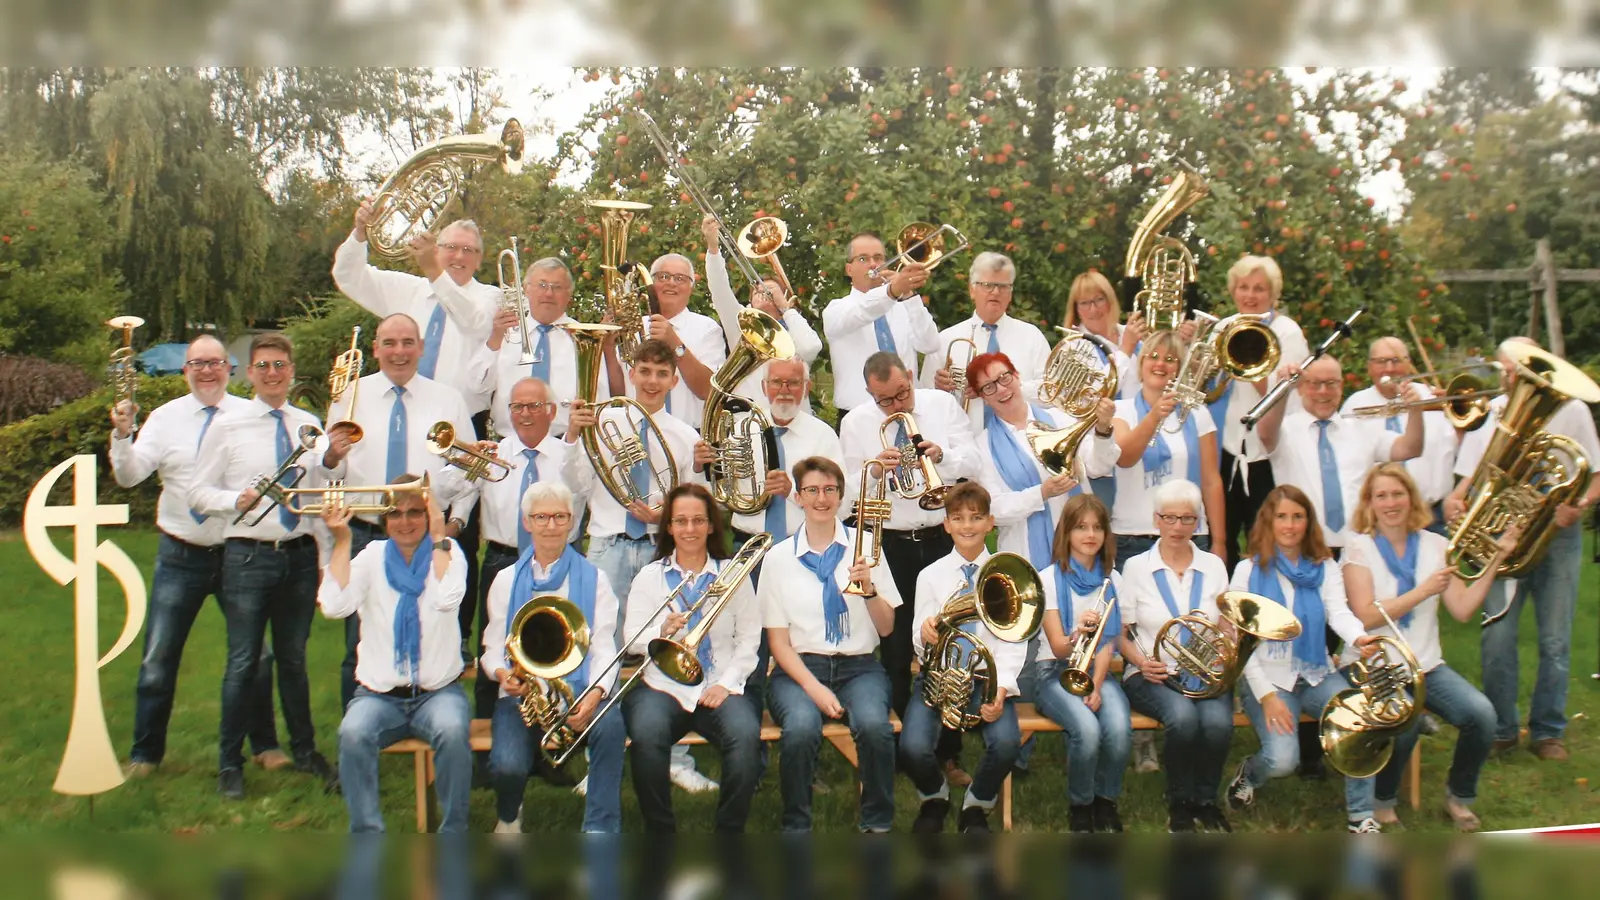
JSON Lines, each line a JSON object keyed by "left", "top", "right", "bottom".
{"left": 1129, "top": 590, "right": 1302, "bottom": 699}
{"left": 498, "top": 235, "right": 537, "bottom": 363}
{"left": 563, "top": 322, "right": 678, "bottom": 512}
{"left": 426, "top": 421, "right": 511, "bottom": 483}
{"left": 943, "top": 328, "right": 979, "bottom": 415}
{"left": 1123, "top": 162, "right": 1208, "bottom": 331}
{"left": 868, "top": 222, "right": 971, "bottom": 281}
{"left": 845, "top": 460, "right": 894, "bottom": 596}
{"left": 107, "top": 315, "right": 144, "bottom": 435}
{"left": 588, "top": 198, "right": 654, "bottom": 362}
{"left": 1342, "top": 364, "right": 1503, "bottom": 432}
{"left": 920, "top": 552, "right": 1044, "bottom": 731}
{"left": 506, "top": 595, "right": 591, "bottom": 765}
{"left": 327, "top": 325, "right": 365, "bottom": 442}
{"left": 702, "top": 308, "right": 796, "bottom": 514}
{"left": 281, "top": 473, "right": 432, "bottom": 517}
{"left": 234, "top": 424, "right": 325, "bottom": 526}
{"left": 881, "top": 411, "right": 951, "bottom": 510}
{"left": 1059, "top": 579, "right": 1114, "bottom": 696}
{"left": 1320, "top": 600, "right": 1427, "bottom": 778}
{"left": 368, "top": 119, "right": 525, "bottom": 261}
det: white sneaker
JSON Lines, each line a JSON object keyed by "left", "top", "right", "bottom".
{"left": 670, "top": 765, "right": 719, "bottom": 793}
{"left": 1348, "top": 817, "right": 1383, "bottom": 834}
{"left": 1132, "top": 732, "right": 1161, "bottom": 773}
{"left": 1227, "top": 759, "right": 1255, "bottom": 811}
{"left": 493, "top": 816, "right": 523, "bottom": 834}
{"left": 573, "top": 774, "right": 589, "bottom": 797}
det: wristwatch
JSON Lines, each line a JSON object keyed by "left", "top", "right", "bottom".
{"left": 447, "top": 516, "right": 465, "bottom": 533}
{"left": 674, "top": 343, "right": 687, "bottom": 358}
{"left": 433, "top": 541, "right": 452, "bottom": 555}
{"left": 1094, "top": 425, "right": 1114, "bottom": 438}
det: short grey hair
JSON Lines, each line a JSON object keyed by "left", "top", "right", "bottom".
{"left": 439, "top": 219, "right": 484, "bottom": 251}
{"left": 525, "top": 257, "right": 573, "bottom": 287}
{"left": 763, "top": 357, "right": 811, "bottom": 382}
{"left": 520, "top": 481, "right": 574, "bottom": 517}
{"left": 1227, "top": 254, "right": 1283, "bottom": 303}
{"left": 969, "top": 251, "right": 1015, "bottom": 283}
{"left": 1152, "top": 479, "right": 1203, "bottom": 516}
{"left": 863, "top": 350, "right": 909, "bottom": 384}
{"left": 651, "top": 252, "right": 697, "bottom": 281}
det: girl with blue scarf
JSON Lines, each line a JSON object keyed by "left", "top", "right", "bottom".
{"left": 1226, "top": 485, "right": 1385, "bottom": 833}
{"left": 1024, "top": 494, "right": 1132, "bottom": 833}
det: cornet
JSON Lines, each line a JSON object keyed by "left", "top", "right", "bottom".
{"left": 1319, "top": 599, "right": 1427, "bottom": 778}
{"left": 881, "top": 411, "right": 951, "bottom": 510}
{"left": 425, "top": 421, "right": 511, "bottom": 483}
{"left": 868, "top": 222, "right": 971, "bottom": 281}
{"left": 498, "top": 235, "right": 537, "bottom": 363}
{"left": 845, "top": 461, "right": 894, "bottom": 596}
{"left": 943, "top": 328, "right": 979, "bottom": 414}
{"left": 234, "top": 424, "right": 324, "bottom": 526}
{"left": 326, "top": 325, "right": 365, "bottom": 442}
{"left": 107, "top": 315, "right": 144, "bottom": 435}
{"left": 368, "top": 119, "right": 525, "bottom": 261}
{"left": 280, "top": 473, "right": 432, "bottom": 517}
{"left": 1059, "top": 579, "right": 1114, "bottom": 696}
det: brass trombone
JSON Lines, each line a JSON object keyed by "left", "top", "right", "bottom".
{"left": 282, "top": 473, "right": 433, "bottom": 517}
{"left": 1342, "top": 364, "right": 1503, "bottom": 432}
{"left": 326, "top": 325, "right": 365, "bottom": 442}
{"left": 234, "top": 424, "right": 325, "bottom": 526}
{"left": 867, "top": 222, "right": 971, "bottom": 281}
{"left": 505, "top": 595, "right": 591, "bottom": 765}
{"left": 499, "top": 235, "right": 537, "bottom": 363}
{"left": 1128, "top": 590, "right": 1301, "bottom": 699}
{"left": 107, "top": 315, "right": 144, "bottom": 435}
{"left": 368, "top": 119, "right": 526, "bottom": 261}
{"left": 845, "top": 460, "right": 894, "bottom": 596}
{"left": 1319, "top": 600, "right": 1427, "bottom": 778}
{"left": 881, "top": 411, "right": 951, "bottom": 510}
{"left": 1059, "top": 579, "right": 1114, "bottom": 696}
{"left": 426, "top": 421, "right": 511, "bottom": 483}
{"left": 564, "top": 322, "right": 678, "bottom": 512}
{"left": 702, "top": 308, "right": 795, "bottom": 514}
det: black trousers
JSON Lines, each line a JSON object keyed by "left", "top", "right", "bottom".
{"left": 879, "top": 525, "right": 962, "bottom": 762}
{"left": 1218, "top": 450, "right": 1276, "bottom": 570}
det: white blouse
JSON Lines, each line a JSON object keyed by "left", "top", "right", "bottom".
{"left": 1338, "top": 530, "right": 1447, "bottom": 673}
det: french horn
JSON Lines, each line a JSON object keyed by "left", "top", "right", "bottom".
{"left": 1319, "top": 600, "right": 1426, "bottom": 778}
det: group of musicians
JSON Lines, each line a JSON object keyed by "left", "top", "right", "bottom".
{"left": 106, "top": 194, "right": 1599, "bottom": 835}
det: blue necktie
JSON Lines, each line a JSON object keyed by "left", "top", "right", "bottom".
{"left": 1385, "top": 414, "right": 1402, "bottom": 434}
{"left": 668, "top": 568, "right": 718, "bottom": 677}
{"left": 959, "top": 563, "right": 980, "bottom": 636}
{"left": 517, "top": 448, "right": 540, "bottom": 555}
{"left": 624, "top": 421, "right": 651, "bottom": 538}
{"left": 1316, "top": 419, "right": 1346, "bottom": 532}
{"left": 763, "top": 426, "right": 789, "bottom": 540}
{"left": 982, "top": 323, "right": 999, "bottom": 353}
{"left": 528, "top": 324, "right": 554, "bottom": 384}
{"left": 417, "top": 304, "right": 447, "bottom": 380}
{"left": 269, "top": 410, "right": 301, "bottom": 532}
{"left": 387, "top": 385, "right": 408, "bottom": 482}
{"left": 873, "top": 314, "right": 897, "bottom": 354}
{"left": 189, "top": 405, "right": 219, "bottom": 524}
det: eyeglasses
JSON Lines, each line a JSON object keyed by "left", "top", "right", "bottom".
{"left": 976, "top": 370, "right": 1016, "bottom": 397}
{"left": 384, "top": 508, "right": 427, "bottom": 521}
{"left": 509, "top": 401, "right": 555, "bottom": 414}
{"left": 530, "top": 512, "right": 573, "bottom": 526}
{"left": 438, "top": 242, "right": 482, "bottom": 255}
{"left": 1156, "top": 513, "right": 1199, "bottom": 526}
{"left": 187, "top": 359, "right": 228, "bottom": 370}
{"left": 1305, "top": 379, "right": 1343, "bottom": 391}
{"left": 1368, "top": 356, "right": 1409, "bottom": 366}
{"left": 251, "top": 360, "right": 290, "bottom": 371}
{"left": 534, "top": 280, "right": 569, "bottom": 293}
{"left": 872, "top": 387, "right": 913, "bottom": 409}
{"left": 973, "top": 280, "right": 1013, "bottom": 293}
{"left": 669, "top": 516, "right": 711, "bottom": 529}
{"left": 652, "top": 272, "right": 693, "bottom": 285}
{"left": 765, "top": 378, "right": 805, "bottom": 390}
{"left": 850, "top": 253, "right": 887, "bottom": 265}
{"left": 798, "top": 485, "right": 841, "bottom": 498}
{"left": 1144, "top": 354, "right": 1181, "bottom": 366}
{"left": 1077, "top": 295, "right": 1110, "bottom": 310}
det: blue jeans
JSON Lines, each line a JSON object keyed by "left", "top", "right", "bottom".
{"left": 131, "top": 534, "right": 277, "bottom": 763}
{"left": 767, "top": 653, "right": 896, "bottom": 832}
{"left": 1122, "top": 674, "right": 1233, "bottom": 806}
{"left": 218, "top": 537, "right": 319, "bottom": 772}
{"left": 899, "top": 674, "right": 1020, "bottom": 805}
{"left": 1480, "top": 522, "right": 1582, "bottom": 742}
{"left": 586, "top": 533, "right": 658, "bottom": 637}
{"left": 339, "top": 685, "right": 472, "bottom": 833}
{"left": 340, "top": 521, "right": 384, "bottom": 712}
{"left": 1021, "top": 660, "right": 1132, "bottom": 805}
{"left": 1376, "top": 664, "right": 1496, "bottom": 809}
{"left": 1239, "top": 672, "right": 1375, "bottom": 820}
{"left": 489, "top": 693, "right": 627, "bottom": 832}
{"left": 622, "top": 683, "right": 762, "bottom": 832}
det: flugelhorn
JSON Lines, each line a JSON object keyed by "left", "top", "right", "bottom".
{"left": 1241, "top": 308, "right": 1365, "bottom": 430}
{"left": 1123, "top": 161, "right": 1208, "bottom": 331}
{"left": 845, "top": 460, "right": 894, "bottom": 596}
{"left": 281, "top": 473, "right": 432, "bottom": 517}
{"left": 499, "top": 235, "right": 537, "bottom": 362}
{"left": 943, "top": 327, "right": 979, "bottom": 414}
{"left": 234, "top": 424, "right": 324, "bottom": 526}
{"left": 107, "top": 315, "right": 144, "bottom": 435}
{"left": 588, "top": 198, "right": 654, "bottom": 362}
{"left": 426, "top": 421, "right": 511, "bottom": 483}
{"left": 1342, "top": 364, "right": 1502, "bottom": 432}
{"left": 1167, "top": 312, "right": 1279, "bottom": 432}
{"left": 564, "top": 322, "right": 678, "bottom": 512}
{"left": 1060, "top": 579, "right": 1114, "bottom": 696}
{"left": 881, "top": 411, "right": 951, "bottom": 510}
{"left": 702, "top": 308, "right": 795, "bottom": 514}
{"left": 1319, "top": 599, "right": 1427, "bottom": 778}
{"left": 868, "top": 223, "right": 970, "bottom": 281}
{"left": 920, "top": 552, "right": 1044, "bottom": 731}
{"left": 1129, "top": 590, "right": 1301, "bottom": 699}
{"left": 506, "top": 595, "right": 591, "bottom": 765}
{"left": 368, "top": 119, "right": 525, "bottom": 261}
{"left": 326, "top": 325, "right": 365, "bottom": 442}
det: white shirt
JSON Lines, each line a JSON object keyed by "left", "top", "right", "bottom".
{"left": 705, "top": 250, "right": 823, "bottom": 415}
{"left": 1116, "top": 542, "right": 1230, "bottom": 682}
{"left": 1339, "top": 530, "right": 1447, "bottom": 673}
{"left": 977, "top": 407, "right": 1118, "bottom": 563}
{"left": 1341, "top": 384, "right": 1459, "bottom": 505}
{"left": 1455, "top": 396, "right": 1600, "bottom": 479}
{"left": 189, "top": 398, "right": 343, "bottom": 543}
{"left": 317, "top": 538, "right": 466, "bottom": 692}
{"left": 913, "top": 549, "right": 1029, "bottom": 698}
{"left": 822, "top": 284, "right": 940, "bottom": 412}
{"left": 109, "top": 392, "right": 253, "bottom": 545}
{"left": 921, "top": 314, "right": 1053, "bottom": 432}
{"left": 759, "top": 521, "right": 903, "bottom": 656}
{"left": 466, "top": 314, "right": 611, "bottom": 440}
{"left": 1269, "top": 412, "right": 1399, "bottom": 547}
{"left": 1234, "top": 557, "right": 1366, "bottom": 700}
{"left": 839, "top": 390, "right": 981, "bottom": 532}
{"left": 727, "top": 412, "right": 843, "bottom": 538}
{"left": 562, "top": 404, "right": 700, "bottom": 540}
{"left": 625, "top": 553, "right": 761, "bottom": 712}
{"left": 480, "top": 555, "right": 621, "bottom": 700}
{"left": 435, "top": 432, "right": 585, "bottom": 549}
{"left": 331, "top": 233, "right": 500, "bottom": 412}
{"left": 1035, "top": 565, "right": 1127, "bottom": 665}
{"left": 1111, "top": 397, "right": 1218, "bottom": 536}
{"left": 626, "top": 307, "right": 727, "bottom": 432}
{"left": 1216, "top": 313, "right": 1311, "bottom": 463}
{"left": 325, "top": 371, "right": 477, "bottom": 525}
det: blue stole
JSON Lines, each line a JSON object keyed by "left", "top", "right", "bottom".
{"left": 1057, "top": 559, "right": 1119, "bottom": 654}
{"left": 1248, "top": 552, "right": 1327, "bottom": 668}
{"left": 384, "top": 536, "right": 435, "bottom": 681}
{"left": 507, "top": 545, "right": 599, "bottom": 694}
{"left": 1373, "top": 532, "right": 1420, "bottom": 628}
{"left": 988, "top": 403, "right": 1075, "bottom": 569}
{"left": 1135, "top": 391, "right": 1200, "bottom": 488}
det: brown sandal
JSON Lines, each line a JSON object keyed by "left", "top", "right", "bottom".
{"left": 1445, "top": 801, "right": 1481, "bottom": 833}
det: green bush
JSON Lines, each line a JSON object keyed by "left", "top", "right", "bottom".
{"left": 283, "top": 295, "right": 378, "bottom": 421}
{"left": 0, "top": 352, "right": 99, "bottom": 426}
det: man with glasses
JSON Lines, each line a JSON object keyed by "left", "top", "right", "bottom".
{"left": 1340, "top": 337, "right": 1459, "bottom": 533}
{"left": 324, "top": 313, "right": 477, "bottom": 711}
{"left": 190, "top": 333, "right": 349, "bottom": 799}
{"left": 110, "top": 336, "right": 288, "bottom": 779}
{"left": 602, "top": 253, "right": 727, "bottom": 434}
{"left": 922, "top": 252, "right": 1052, "bottom": 432}
{"left": 822, "top": 232, "right": 940, "bottom": 421}
{"left": 839, "top": 351, "right": 978, "bottom": 784}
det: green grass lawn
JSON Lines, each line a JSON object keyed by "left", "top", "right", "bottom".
{"left": 1, "top": 526, "right": 1596, "bottom": 833}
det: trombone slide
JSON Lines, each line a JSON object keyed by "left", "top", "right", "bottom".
{"left": 1241, "top": 308, "right": 1365, "bottom": 430}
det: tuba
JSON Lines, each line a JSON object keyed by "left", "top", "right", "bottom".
{"left": 1449, "top": 340, "right": 1600, "bottom": 591}
{"left": 498, "top": 235, "right": 537, "bottom": 362}
{"left": 1320, "top": 600, "right": 1427, "bottom": 778}
{"left": 1165, "top": 312, "right": 1280, "bottom": 432}
{"left": 562, "top": 322, "right": 678, "bottom": 513}
{"left": 1129, "top": 590, "right": 1302, "bottom": 699}
{"left": 426, "top": 421, "right": 511, "bottom": 483}
{"left": 506, "top": 595, "right": 591, "bottom": 764}
{"left": 368, "top": 120, "right": 526, "bottom": 261}
{"left": 326, "top": 325, "right": 365, "bottom": 442}
{"left": 106, "top": 315, "right": 144, "bottom": 435}
{"left": 1059, "top": 579, "right": 1115, "bottom": 696}
{"left": 1123, "top": 162, "right": 1209, "bottom": 331}
{"left": 881, "top": 411, "right": 951, "bottom": 510}
{"left": 588, "top": 198, "right": 655, "bottom": 362}
{"left": 1029, "top": 331, "right": 1122, "bottom": 475}
{"left": 868, "top": 222, "right": 971, "bottom": 281}
{"left": 280, "top": 473, "right": 432, "bottom": 517}
{"left": 920, "top": 552, "right": 1045, "bottom": 731}
{"left": 702, "top": 308, "right": 796, "bottom": 514}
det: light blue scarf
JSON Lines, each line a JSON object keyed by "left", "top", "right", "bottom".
{"left": 1249, "top": 552, "right": 1328, "bottom": 668}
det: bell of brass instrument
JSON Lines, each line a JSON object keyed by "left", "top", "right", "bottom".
{"left": 1242, "top": 308, "right": 1365, "bottom": 431}
{"left": 563, "top": 322, "right": 678, "bottom": 512}
{"left": 588, "top": 198, "right": 654, "bottom": 361}
{"left": 1041, "top": 330, "right": 1121, "bottom": 416}
{"left": 498, "top": 235, "right": 537, "bottom": 362}
{"left": 234, "top": 424, "right": 325, "bottom": 526}
{"left": 106, "top": 315, "right": 145, "bottom": 435}
{"left": 736, "top": 216, "right": 796, "bottom": 301}
{"left": 920, "top": 552, "right": 1045, "bottom": 731}
{"left": 1449, "top": 340, "right": 1600, "bottom": 590}
{"left": 1166, "top": 312, "right": 1280, "bottom": 432}
{"left": 1132, "top": 590, "right": 1302, "bottom": 699}
{"left": 282, "top": 472, "right": 433, "bottom": 517}
{"left": 845, "top": 461, "right": 894, "bottom": 596}
{"left": 1059, "top": 579, "right": 1114, "bottom": 696}
{"left": 426, "top": 421, "right": 511, "bottom": 483}
{"left": 1123, "top": 163, "right": 1209, "bottom": 331}
{"left": 1320, "top": 600, "right": 1427, "bottom": 778}
{"left": 703, "top": 309, "right": 796, "bottom": 515}
{"left": 368, "top": 119, "right": 526, "bottom": 261}
{"left": 326, "top": 325, "right": 365, "bottom": 443}
{"left": 1343, "top": 365, "right": 1502, "bottom": 432}
{"left": 881, "top": 411, "right": 951, "bottom": 510}
{"left": 506, "top": 595, "right": 591, "bottom": 764}
{"left": 868, "top": 222, "right": 971, "bottom": 281}
{"left": 943, "top": 328, "right": 979, "bottom": 414}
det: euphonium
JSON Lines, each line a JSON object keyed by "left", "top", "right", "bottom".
{"left": 281, "top": 473, "right": 432, "bottom": 517}
{"left": 1449, "top": 340, "right": 1600, "bottom": 591}
{"left": 1029, "top": 331, "right": 1122, "bottom": 475}
{"left": 868, "top": 222, "right": 971, "bottom": 281}
{"left": 1130, "top": 590, "right": 1301, "bottom": 699}
{"left": 1165, "top": 311, "right": 1280, "bottom": 432}
{"left": 562, "top": 322, "right": 678, "bottom": 512}
{"left": 588, "top": 198, "right": 654, "bottom": 362}
{"left": 234, "top": 424, "right": 325, "bottom": 526}
{"left": 1123, "top": 162, "right": 1209, "bottom": 331}
{"left": 426, "top": 421, "right": 511, "bottom": 483}
{"left": 920, "top": 552, "right": 1044, "bottom": 731}
{"left": 106, "top": 315, "right": 144, "bottom": 435}
{"left": 845, "top": 461, "right": 894, "bottom": 596}
{"left": 367, "top": 119, "right": 526, "bottom": 261}
{"left": 881, "top": 411, "right": 951, "bottom": 510}
{"left": 943, "top": 328, "right": 979, "bottom": 414}
{"left": 1059, "top": 579, "right": 1114, "bottom": 696}
{"left": 499, "top": 235, "right": 537, "bottom": 362}
{"left": 327, "top": 325, "right": 365, "bottom": 442}
{"left": 702, "top": 308, "right": 796, "bottom": 514}
{"left": 1319, "top": 600, "right": 1427, "bottom": 778}
{"left": 506, "top": 595, "right": 591, "bottom": 764}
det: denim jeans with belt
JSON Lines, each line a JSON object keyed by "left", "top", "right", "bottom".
{"left": 1238, "top": 671, "right": 1375, "bottom": 821}
{"left": 622, "top": 683, "right": 762, "bottom": 832}
{"left": 899, "top": 674, "right": 1020, "bottom": 806}
{"left": 767, "top": 653, "right": 896, "bottom": 832}
{"left": 1122, "top": 674, "right": 1234, "bottom": 806}
{"left": 489, "top": 693, "right": 627, "bottom": 832}
{"left": 1021, "top": 660, "right": 1133, "bottom": 806}
{"left": 1480, "top": 522, "right": 1583, "bottom": 742}
{"left": 1375, "top": 663, "right": 1496, "bottom": 809}
{"left": 338, "top": 685, "right": 472, "bottom": 832}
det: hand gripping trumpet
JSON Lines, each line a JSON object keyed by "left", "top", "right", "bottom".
{"left": 326, "top": 325, "right": 365, "bottom": 442}
{"left": 1128, "top": 590, "right": 1301, "bottom": 699}
{"left": 920, "top": 552, "right": 1044, "bottom": 731}
{"left": 279, "top": 472, "right": 432, "bottom": 517}
{"left": 844, "top": 460, "right": 894, "bottom": 596}
{"left": 426, "top": 421, "right": 511, "bottom": 483}
{"left": 498, "top": 235, "right": 537, "bottom": 363}
{"left": 504, "top": 595, "right": 591, "bottom": 766}
{"left": 1059, "top": 579, "right": 1114, "bottom": 696}
{"left": 881, "top": 411, "right": 951, "bottom": 510}
{"left": 1319, "top": 599, "right": 1427, "bottom": 778}
{"left": 702, "top": 308, "right": 796, "bottom": 514}
{"left": 233, "top": 424, "right": 324, "bottom": 526}
{"left": 106, "top": 315, "right": 144, "bottom": 435}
